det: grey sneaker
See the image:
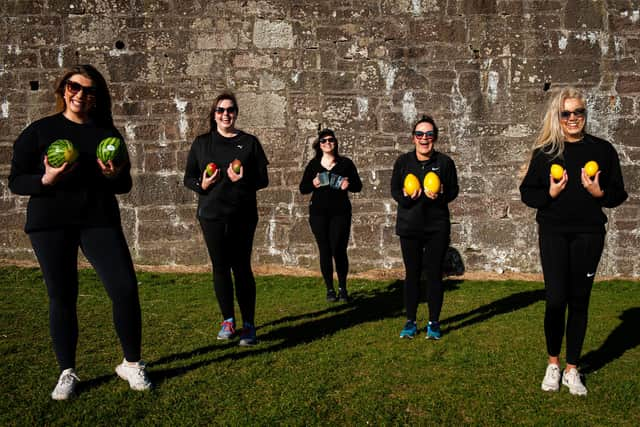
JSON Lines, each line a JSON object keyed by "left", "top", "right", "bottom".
{"left": 562, "top": 367, "right": 587, "bottom": 396}
{"left": 51, "top": 368, "right": 79, "bottom": 400}
{"left": 115, "top": 359, "right": 152, "bottom": 391}
{"left": 541, "top": 363, "right": 561, "bottom": 392}
{"left": 217, "top": 318, "right": 236, "bottom": 340}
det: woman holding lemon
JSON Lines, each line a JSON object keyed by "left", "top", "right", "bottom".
{"left": 520, "top": 87, "right": 627, "bottom": 396}
{"left": 391, "top": 115, "right": 459, "bottom": 339}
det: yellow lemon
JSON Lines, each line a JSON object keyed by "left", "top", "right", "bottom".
{"left": 550, "top": 164, "right": 564, "bottom": 181}
{"left": 403, "top": 173, "right": 420, "bottom": 195}
{"left": 423, "top": 171, "right": 441, "bottom": 194}
{"left": 584, "top": 160, "right": 599, "bottom": 177}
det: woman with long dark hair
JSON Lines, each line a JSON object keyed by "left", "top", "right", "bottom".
{"left": 184, "top": 92, "right": 269, "bottom": 346}
{"left": 299, "top": 128, "right": 362, "bottom": 302}
{"left": 9, "top": 65, "right": 151, "bottom": 400}
{"left": 520, "top": 87, "right": 627, "bottom": 396}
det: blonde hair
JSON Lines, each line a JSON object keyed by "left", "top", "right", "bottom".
{"left": 519, "top": 86, "right": 587, "bottom": 179}
{"left": 532, "top": 86, "right": 587, "bottom": 158}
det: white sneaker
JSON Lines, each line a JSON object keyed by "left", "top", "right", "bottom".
{"left": 541, "top": 363, "right": 561, "bottom": 392}
{"left": 562, "top": 367, "right": 587, "bottom": 396}
{"left": 51, "top": 368, "right": 79, "bottom": 400}
{"left": 115, "top": 359, "right": 152, "bottom": 391}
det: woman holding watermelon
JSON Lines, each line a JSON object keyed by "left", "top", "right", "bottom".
{"left": 184, "top": 92, "right": 269, "bottom": 347}
{"left": 390, "top": 115, "right": 459, "bottom": 340}
{"left": 9, "top": 65, "right": 151, "bottom": 400}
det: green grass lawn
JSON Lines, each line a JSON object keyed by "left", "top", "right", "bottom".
{"left": 1, "top": 266, "right": 638, "bottom": 425}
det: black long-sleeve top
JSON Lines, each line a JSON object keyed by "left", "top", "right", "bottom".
{"left": 520, "top": 134, "right": 627, "bottom": 233}
{"left": 8, "top": 113, "right": 131, "bottom": 232}
{"left": 299, "top": 156, "right": 362, "bottom": 216}
{"left": 391, "top": 150, "right": 459, "bottom": 237}
{"left": 183, "top": 130, "right": 269, "bottom": 220}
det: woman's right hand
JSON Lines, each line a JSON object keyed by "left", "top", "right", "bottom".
{"left": 41, "top": 155, "right": 72, "bottom": 186}
{"left": 403, "top": 187, "right": 422, "bottom": 200}
{"left": 549, "top": 170, "right": 567, "bottom": 198}
{"left": 201, "top": 167, "right": 220, "bottom": 190}
{"left": 312, "top": 173, "right": 321, "bottom": 188}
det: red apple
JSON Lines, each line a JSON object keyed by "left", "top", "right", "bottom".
{"left": 205, "top": 162, "right": 217, "bottom": 177}
{"left": 231, "top": 159, "right": 242, "bottom": 174}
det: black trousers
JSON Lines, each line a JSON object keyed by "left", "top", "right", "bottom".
{"left": 539, "top": 231, "right": 605, "bottom": 365}
{"left": 29, "top": 226, "right": 142, "bottom": 371}
{"left": 309, "top": 214, "right": 351, "bottom": 291}
{"left": 400, "top": 228, "right": 449, "bottom": 323}
{"left": 199, "top": 216, "right": 258, "bottom": 325}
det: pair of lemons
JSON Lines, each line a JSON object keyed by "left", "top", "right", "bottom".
{"left": 403, "top": 172, "right": 440, "bottom": 195}
{"left": 550, "top": 161, "right": 599, "bottom": 180}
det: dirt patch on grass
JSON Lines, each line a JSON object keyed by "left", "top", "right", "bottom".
{"left": 5, "top": 259, "right": 635, "bottom": 282}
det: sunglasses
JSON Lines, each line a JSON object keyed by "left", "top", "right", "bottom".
{"left": 319, "top": 137, "right": 336, "bottom": 144}
{"left": 560, "top": 109, "right": 586, "bottom": 119}
{"left": 65, "top": 80, "right": 97, "bottom": 98}
{"left": 414, "top": 130, "right": 435, "bottom": 139}
{"left": 215, "top": 106, "right": 237, "bottom": 114}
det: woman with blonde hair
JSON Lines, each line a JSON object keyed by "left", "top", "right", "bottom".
{"left": 520, "top": 87, "right": 627, "bottom": 395}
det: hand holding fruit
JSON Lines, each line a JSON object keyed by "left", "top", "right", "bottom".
{"left": 423, "top": 172, "right": 441, "bottom": 200}
{"left": 581, "top": 161, "right": 604, "bottom": 198}
{"left": 227, "top": 159, "right": 243, "bottom": 182}
{"left": 97, "top": 158, "right": 124, "bottom": 178}
{"left": 548, "top": 170, "right": 567, "bottom": 198}
{"left": 201, "top": 162, "right": 219, "bottom": 190}
{"left": 41, "top": 155, "right": 71, "bottom": 186}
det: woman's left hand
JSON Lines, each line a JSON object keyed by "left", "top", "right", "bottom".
{"left": 340, "top": 177, "right": 349, "bottom": 190}
{"left": 98, "top": 158, "right": 122, "bottom": 178}
{"left": 581, "top": 168, "right": 604, "bottom": 198}
{"left": 227, "top": 163, "right": 243, "bottom": 182}
{"left": 424, "top": 183, "right": 442, "bottom": 200}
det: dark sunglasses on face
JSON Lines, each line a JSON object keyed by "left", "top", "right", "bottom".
{"left": 65, "top": 80, "right": 97, "bottom": 97}
{"left": 319, "top": 137, "right": 336, "bottom": 144}
{"left": 215, "top": 106, "right": 237, "bottom": 114}
{"left": 414, "top": 130, "right": 435, "bottom": 139}
{"left": 560, "top": 108, "right": 586, "bottom": 119}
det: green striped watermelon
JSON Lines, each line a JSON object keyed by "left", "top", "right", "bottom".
{"left": 47, "top": 139, "right": 79, "bottom": 168}
{"left": 96, "top": 137, "right": 123, "bottom": 163}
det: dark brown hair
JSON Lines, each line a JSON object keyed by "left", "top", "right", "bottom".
{"left": 312, "top": 128, "right": 340, "bottom": 159}
{"left": 209, "top": 92, "right": 238, "bottom": 132}
{"left": 413, "top": 114, "right": 439, "bottom": 141}
{"left": 54, "top": 64, "right": 113, "bottom": 127}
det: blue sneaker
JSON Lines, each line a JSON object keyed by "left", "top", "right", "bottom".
{"left": 217, "top": 318, "right": 235, "bottom": 340}
{"left": 399, "top": 320, "right": 418, "bottom": 339}
{"left": 426, "top": 321, "right": 441, "bottom": 340}
{"left": 239, "top": 323, "right": 257, "bottom": 346}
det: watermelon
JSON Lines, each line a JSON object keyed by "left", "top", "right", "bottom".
{"left": 47, "top": 139, "right": 79, "bottom": 168}
{"left": 96, "top": 137, "right": 124, "bottom": 163}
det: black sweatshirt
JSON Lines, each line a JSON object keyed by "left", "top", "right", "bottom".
{"left": 391, "top": 150, "right": 459, "bottom": 237}
{"left": 299, "top": 156, "right": 362, "bottom": 216}
{"left": 520, "top": 134, "right": 627, "bottom": 233}
{"left": 183, "top": 130, "right": 269, "bottom": 220}
{"left": 8, "top": 113, "right": 131, "bottom": 232}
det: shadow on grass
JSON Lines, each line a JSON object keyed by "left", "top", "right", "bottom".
{"left": 580, "top": 307, "right": 640, "bottom": 374}
{"left": 144, "top": 280, "right": 405, "bottom": 385}
{"left": 441, "top": 288, "right": 545, "bottom": 334}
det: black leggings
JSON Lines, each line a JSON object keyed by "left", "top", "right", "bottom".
{"left": 199, "top": 216, "right": 257, "bottom": 325}
{"left": 400, "top": 228, "right": 449, "bottom": 322}
{"left": 29, "top": 226, "right": 142, "bottom": 371}
{"left": 539, "top": 231, "right": 604, "bottom": 365}
{"left": 309, "top": 214, "right": 351, "bottom": 291}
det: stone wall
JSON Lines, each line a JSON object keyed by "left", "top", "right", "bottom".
{"left": 1, "top": 0, "right": 639, "bottom": 277}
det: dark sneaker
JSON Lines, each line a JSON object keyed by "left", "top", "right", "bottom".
{"left": 326, "top": 289, "right": 338, "bottom": 302}
{"left": 400, "top": 320, "right": 418, "bottom": 339}
{"left": 217, "top": 318, "right": 236, "bottom": 340}
{"left": 239, "top": 323, "right": 258, "bottom": 346}
{"left": 338, "top": 288, "right": 352, "bottom": 302}
{"left": 426, "top": 321, "right": 441, "bottom": 340}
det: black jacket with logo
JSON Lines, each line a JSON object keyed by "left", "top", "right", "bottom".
{"left": 391, "top": 150, "right": 459, "bottom": 237}
{"left": 183, "top": 129, "right": 269, "bottom": 221}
